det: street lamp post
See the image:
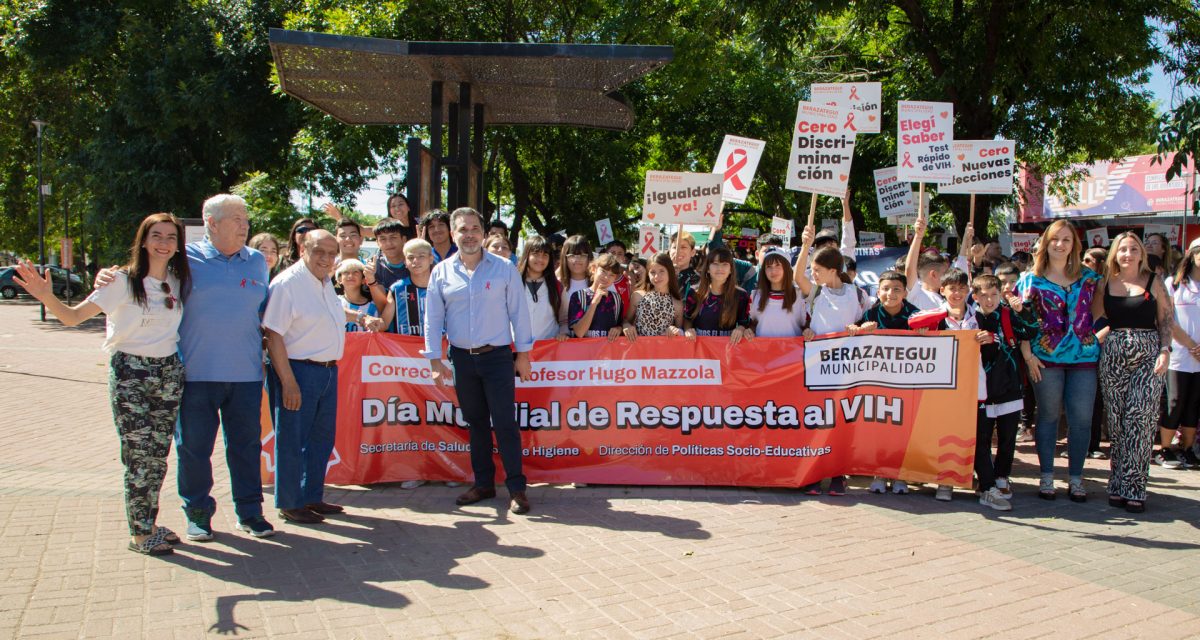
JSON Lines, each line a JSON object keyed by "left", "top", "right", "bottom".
{"left": 32, "top": 119, "right": 47, "bottom": 321}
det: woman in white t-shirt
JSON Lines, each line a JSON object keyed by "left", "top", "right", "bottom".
{"left": 14, "top": 213, "right": 189, "bottom": 557}
{"left": 518, "top": 235, "right": 569, "bottom": 341}
{"left": 1162, "top": 241, "right": 1200, "bottom": 467}
{"left": 750, "top": 249, "right": 806, "bottom": 337}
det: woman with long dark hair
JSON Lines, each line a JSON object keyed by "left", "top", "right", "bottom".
{"left": 517, "top": 235, "right": 566, "bottom": 340}
{"left": 14, "top": 213, "right": 191, "bottom": 555}
{"left": 321, "top": 193, "right": 417, "bottom": 242}
{"left": 683, "top": 246, "right": 752, "bottom": 343}
{"left": 283, "top": 217, "right": 318, "bottom": 269}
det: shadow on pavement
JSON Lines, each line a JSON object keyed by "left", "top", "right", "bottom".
{"left": 167, "top": 511, "right": 544, "bottom": 635}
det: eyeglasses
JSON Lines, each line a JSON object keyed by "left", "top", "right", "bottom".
{"left": 161, "top": 282, "right": 178, "bottom": 310}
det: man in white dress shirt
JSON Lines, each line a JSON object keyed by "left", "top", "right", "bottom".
{"left": 263, "top": 230, "right": 367, "bottom": 524}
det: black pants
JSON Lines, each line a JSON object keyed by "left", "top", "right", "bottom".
{"left": 976, "top": 409, "right": 1020, "bottom": 492}
{"left": 450, "top": 346, "right": 526, "bottom": 493}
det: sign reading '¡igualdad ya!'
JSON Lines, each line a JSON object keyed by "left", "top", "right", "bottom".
{"left": 785, "top": 101, "right": 858, "bottom": 198}
{"left": 642, "top": 171, "right": 725, "bottom": 226}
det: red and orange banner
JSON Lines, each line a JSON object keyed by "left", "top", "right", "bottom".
{"left": 261, "top": 331, "right": 981, "bottom": 488}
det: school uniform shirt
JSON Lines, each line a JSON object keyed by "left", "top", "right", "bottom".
{"left": 339, "top": 296, "right": 377, "bottom": 333}
{"left": 975, "top": 303, "right": 1039, "bottom": 414}
{"left": 524, "top": 279, "right": 561, "bottom": 340}
{"left": 939, "top": 303, "right": 986, "bottom": 402}
{"left": 749, "top": 287, "right": 807, "bottom": 337}
{"left": 374, "top": 256, "right": 410, "bottom": 291}
{"left": 1167, "top": 276, "right": 1200, "bottom": 373}
{"left": 684, "top": 288, "right": 752, "bottom": 336}
{"left": 807, "top": 283, "right": 868, "bottom": 335}
{"left": 262, "top": 261, "right": 346, "bottom": 362}
{"left": 86, "top": 270, "right": 183, "bottom": 358}
{"left": 860, "top": 300, "right": 920, "bottom": 330}
{"left": 388, "top": 277, "right": 428, "bottom": 336}
{"left": 906, "top": 285, "right": 945, "bottom": 311}
{"left": 567, "top": 288, "right": 623, "bottom": 338}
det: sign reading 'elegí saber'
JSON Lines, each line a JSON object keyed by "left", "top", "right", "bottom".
{"left": 259, "top": 332, "right": 982, "bottom": 489}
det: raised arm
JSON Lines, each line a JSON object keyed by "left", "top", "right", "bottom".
{"left": 13, "top": 261, "right": 102, "bottom": 326}
{"left": 794, "top": 224, "right": 816, "bottom": 298}
{"left": 904, "top": 216, "right": 928, "bottom": 292}
{"left": 840, "top": 194, "right": 856, "bottom": 259}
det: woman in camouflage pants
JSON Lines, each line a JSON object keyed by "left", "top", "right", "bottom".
{"left": 15, "top": 213, "right": 190, "bottom": 555}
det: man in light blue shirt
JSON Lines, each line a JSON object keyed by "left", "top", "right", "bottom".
{"left": 176, "top": 195, "right": 274, "bottom": 540}
{"left": 424, "top": 207, "right": 534, "bottom": 514}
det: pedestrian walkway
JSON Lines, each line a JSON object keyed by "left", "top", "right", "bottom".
{"left": 1, "top": 302, "right": 1199, "bottom": 639}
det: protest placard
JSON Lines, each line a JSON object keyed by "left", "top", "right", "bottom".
{"left": 1009, "top": 233, "right": 1039, "bottom": 254}
{"left": 938, "top": 140, "right": 1016, "bottom": 194}
{"left": 874, "top": 167, "right": 917, "bottom": 218}
{"left": 785, "top": 102, "right": 857, "bottom": 198}
{"left": 859, "top": 231, "right": 886, "bottom": 246}
{"left": 897, "top": 101, "right": 954, "bottom": 182}
{"left": 821, "top": 219, "right": 838, "bottom": 232}
{"left": 638, "top": 225, "right": 661, "bottom": 259}
{"left": 810, "top": 82, "right": 882, "bottom": 134}
{"left": 713, "top": 135, "right": 766, "bottom": 204}
{"left": 595, "top": 218, "right": 615, "bottom": 246}
{"left": 890, "top": 213, "right": 918, "bottom": 226}
{"left": 642, "top": 171, "right": 724, "bottom": 225}
{"left": 1087, "top": 228, "right": 1110, "bottom": 249}
{"left": 770, "top": 216, "right": 794, "bottom": 249}
{"left": 1144, "top": 224, "right": 1180, "bottom": 246}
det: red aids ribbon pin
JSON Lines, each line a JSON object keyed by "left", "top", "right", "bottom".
{"left": 485, "top": 281, "right": 491, "bottom": 290}
{"left": 901, "top": 152, "right": 914, "bottom": 168}
{"left": 848, "top": 85, "right": 860, "bottom": 101}
{"left": 724, "top": 149, "right": 749, "bottom": 191}
{"left": 844, "top": 111, "right": 857, "bottom": 132}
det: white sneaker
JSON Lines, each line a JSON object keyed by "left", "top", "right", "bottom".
{"left": 935, "top": 485, "right": 953, "bottom": 501}
{"left": 868, "top": 477, "right": 887, "bottom": 493}
{"left": 891, "top": 480, "right": 909, "bottom": 494}
{"left": 400, "top": 480, "right": 426, "bottom": 490}
{"left": 979, "top": 486, "right": 1013, "bottom": 511}
{"left": 445, "top": 481, "right": 464, "bottom": 487}
{"left": 995, "top": 477, "right": 1013, "bottom": 498}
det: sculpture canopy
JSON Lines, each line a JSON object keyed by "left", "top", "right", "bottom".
{"left": 269, "top": 28, "right": 674, "bottom": 131}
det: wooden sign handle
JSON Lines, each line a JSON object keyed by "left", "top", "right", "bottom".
{"left": 807, "top": 194, "right": 818, "bottom": 228}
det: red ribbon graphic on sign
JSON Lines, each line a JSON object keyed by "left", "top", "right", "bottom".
{"left": 704, "top": 202, "right": 716, "bottom": 217}
{"left": 848, "top": 85, "right": 860, "bottom": 101}
{"left": 641, "top": 233, "right": 657, "bottom": 255}
{"left": 724, "top": 149, "right": 748, "bottom": 190}
{"left": 844, "top": 112, "right": 857, "bottom": 132}
{"left": 901, "top": 152, "right": 914, "bottom": 168}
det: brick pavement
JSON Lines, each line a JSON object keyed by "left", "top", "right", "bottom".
{"left": 2, "top": 301, "right": 1199, "bottom": 639}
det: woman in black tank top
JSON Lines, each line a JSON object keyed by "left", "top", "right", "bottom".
{"left": 1093, "top": 232, "right": 1174, "bottom": 513}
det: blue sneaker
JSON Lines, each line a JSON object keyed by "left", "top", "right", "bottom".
{"left": 185, "top": 508, "right": 214, "bottom": 542}
{"left": 235, "top": 516, "right": 276, "bottom": 539}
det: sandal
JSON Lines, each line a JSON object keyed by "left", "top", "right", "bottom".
{"left": 1038, "top": 477, "right": 1056, "bottom": 501}
{"left": 128, "top": 529, "right": 174, "bottom": 556}
{"left": 1068, "top": 481, "right": 1087, "bottom": 503}
{"left": 1125, "top": 500, "right": 1145, "bottom": 514}
{"left": 1107, "top": 495, "right": 1126, "bottom": 508}
{"left": 156, "top": 526, "right": 181, "bottom": 545}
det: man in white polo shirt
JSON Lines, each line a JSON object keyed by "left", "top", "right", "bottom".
{"left": 264, "top": 230, "right": 379, "bottom": 524}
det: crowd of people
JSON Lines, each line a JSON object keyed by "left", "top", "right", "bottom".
{"left": 13, "top": 190, "right": 1197, "bottom": 557}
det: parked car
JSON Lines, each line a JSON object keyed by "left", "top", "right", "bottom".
{"left": 0, "top": 265, "right": 86, "bottom": 299}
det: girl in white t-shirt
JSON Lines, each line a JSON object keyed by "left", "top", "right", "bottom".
{"left": 793, "top": 226, "right": 868, "bottom": 496}
{"left": 518, "top": 235, "right": 568, "bottom": 341}
{"left": 14, "top": 213, "right": 189, "bottom": 557}
{"left": 750, "top": 249, "right": 806, "bottom": 337}
{"left": 1163, "top": 243, "right": 1200, "bottom": 466}
{"left": 556, "top": 235, "right": 593, "bottom": 332}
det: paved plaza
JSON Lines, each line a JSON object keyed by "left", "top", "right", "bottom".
{"left": 2, "top": 301, "right": 1199, "bottom": 639}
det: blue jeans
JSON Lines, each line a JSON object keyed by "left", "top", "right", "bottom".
{"left": 267, "top": 361, "right": 338, "bottom": 510}
{"left": 176, "top": 381, "right": 264, "bottom": 520}
{"left": 1032, "top": 366, "right": 1097, "bottom": 477}
{"left": 449, "top": 346, "right": 526, "bottom": 493}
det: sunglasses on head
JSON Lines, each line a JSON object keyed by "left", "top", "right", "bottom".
{"left": 160, "top": 282, "right": 178, "bottom": 310}
{"left": 296, "top": 226, "right": 315, "bottom": 235}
